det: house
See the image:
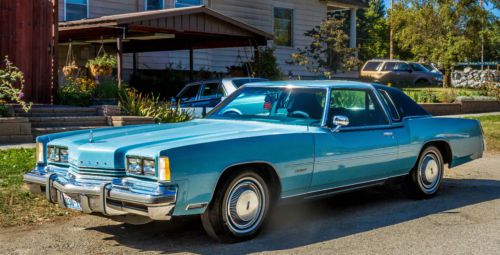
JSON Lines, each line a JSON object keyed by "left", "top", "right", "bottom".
{"left": 59, "top": 0, "right": 367, "bottom": 79}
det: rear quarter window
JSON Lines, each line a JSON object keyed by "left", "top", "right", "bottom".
{"left": 363, "top": 61, "right": 382, "bottom": 71}
{"left": 374, "top": 85, "right": 429, "bottom": 118}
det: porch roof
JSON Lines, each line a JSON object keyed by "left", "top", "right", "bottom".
{"left": 58, "top": 6, "right": 273, "bottom": 53}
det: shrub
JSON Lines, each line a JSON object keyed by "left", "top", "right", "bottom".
{"left": 0, "top": 56, "right": 32, "bottom": 114}
{"left": 120, "top": 89, "right": 193, "bottom": 123}
{"left": 57, "top": 77, "right": 96, "bottom": 106}
{"left": 95, "top": 79, "right": 122, "bottom": 99}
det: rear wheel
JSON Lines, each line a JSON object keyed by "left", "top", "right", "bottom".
{"left": 404, "top": 146, "right": 444, "bottom": 199}
{"left": 201, "top": 169, "right": 270, "bottom": 242}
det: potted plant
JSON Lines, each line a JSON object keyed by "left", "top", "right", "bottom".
{"left": 86, "top": 53, "right": 117, "bottom": 78}
{"left": 63, "top": 60, "right": 79, "bottom": 77}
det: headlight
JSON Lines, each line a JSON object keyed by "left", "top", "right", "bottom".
{"left": 47, "top": 146, "right": 69, "bottom": 163}
{"left": 126, "top": 157, "right": 143, "bottom": 175}
{"left": 143, "top": 159, "right": 156, "bottom": 176}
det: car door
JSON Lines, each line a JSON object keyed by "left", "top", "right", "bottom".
{"left": 310, "top": 88, "right": 400, "bottom": 191}
{"left": 194, "top": 82, "right": 224, "bottom": 107}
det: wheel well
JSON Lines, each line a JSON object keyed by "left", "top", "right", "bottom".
{"left": 215, "top": 163, "right": 282, "bottom": 204}
{"left": 421, "top": 141, "right": 452, "bottom": 166}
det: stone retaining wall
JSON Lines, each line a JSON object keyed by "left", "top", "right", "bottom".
{"left": 0, "top": 117, "right": 33, "bottom": 144}
{"left": 108, "top": 116, "right": 155, "bottom": 127}
{"left": 421, "top": 100, "right": 500, "bottom": 116}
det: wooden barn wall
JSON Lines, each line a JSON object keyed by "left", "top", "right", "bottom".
{"left": 0, "top": 0, "right": 57, "bottom": 104}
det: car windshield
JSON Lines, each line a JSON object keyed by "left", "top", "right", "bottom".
{"left": 410, "top": 63, "right": 430, "bottom": 72}
{"left": 207, "top": 86, "right": 327, "bottom": 126}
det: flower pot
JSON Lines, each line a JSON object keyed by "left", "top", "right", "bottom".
{"left": 89, "top": 64, "right": 113, "bottom": 78}
{"left": 63, "top": 65, "right": 79, "bottom": 76}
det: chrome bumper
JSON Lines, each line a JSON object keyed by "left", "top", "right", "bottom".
{"left": 23, "top": 166, "right": 177, "bottom": 221}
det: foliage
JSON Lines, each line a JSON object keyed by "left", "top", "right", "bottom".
{"left": 95, "top": 79, "right": 122, "bottom": 99}
{"left": 357, "top": 0, "right": 390, "bottom": 61}
{"left": 0, "top": 102, "right": 9, "bottom": 117}
{"left": 465, "top": 115, "right": 500, "bottom": 152}
{"left": 390, "top": 0, "right": 491, "bottom": 86}
{"left": 85, "top": 53, "right": 117, "bottom": 69}
{"left": 120, "top": 89, "right": 193, "bottom": 123}
{"left": 403, "top": 87, "right": 498, "bottom": 103}
{"left": 57, "top": 77, "right": 96, "bottom": 106}
{"left": 0, "top": 56, "right": 32, "bottom": 113}
{"left": 0, "top": 148, "right": 74, "bottom": 227}
{"left": 289, "top": 17, "right": 361, "bottom": 77}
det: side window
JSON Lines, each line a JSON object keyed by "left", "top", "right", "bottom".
{"left": 378, "top": 89, "right": 401, "bottom": 122}
{"left": 273, "top": 8, "right": 294, "bottom": 46}
{"left": 363, "top": 61, "right": 382, "bottom": 71}
{"left": 382, "top": 62, "right": 397, "bottom": 71}
{"left": 65, "top": 0, "right": 88, "bottom": 21}
{"left": 200, "top": 83, "right": 222, "bottom": 99}
{"left": 179, "top": 85, "right": 200, "bottom": 101}
{"left": 394, "top": 62, "right": 410, "bottom": 71}
{"left": 145, "top": 0, "right": 164, "bottom": 10}
{"left": 329, "top": 89, "right": 389, "bottom": 127}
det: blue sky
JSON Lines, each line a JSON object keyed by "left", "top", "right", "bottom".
{"left": 382, "top": 0, "right": 499, "bottom": 17}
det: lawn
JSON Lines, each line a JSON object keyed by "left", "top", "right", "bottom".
{"left": 465, "top": 115, "right": 500, "bottom": 152}
{"left": 0, "top": 148, "right": 75, "bottom": 228}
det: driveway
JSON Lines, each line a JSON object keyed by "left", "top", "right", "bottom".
{"left": 1, "top": 153, "right": 499, "bottom": 255}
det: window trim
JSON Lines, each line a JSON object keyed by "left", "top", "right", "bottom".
{"left": 378, "top": 89, "right": 401, "bottom": 122}
{"left": 145, "top": 0, "right": 164, "bottom": 11}
{"left": 64, "top": 0, "right": 89, "bottom": 21}
{"left": 273, "top": 7, "right": 294, "bottom": 48}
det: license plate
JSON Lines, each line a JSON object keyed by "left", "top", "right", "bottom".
{"left": 62, "top": 193, "right": 82, "bottom": 211}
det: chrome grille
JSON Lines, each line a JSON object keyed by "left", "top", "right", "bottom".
{"left": 68, "top": 165, "right": 126, "bottom": 178}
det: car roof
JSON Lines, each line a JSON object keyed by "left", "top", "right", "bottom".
{"left": 243, "top": 80, "right": 375, "bottom": 89}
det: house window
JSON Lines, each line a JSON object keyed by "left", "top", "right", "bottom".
{"left": 273, "top": 7, "right": 293, "bottom": 46}
{"left": 65, "top": 0, "right": 88, "bottom": 21}
{"left": 145, "top": 0, "right": 164, "bottom": 10}
{"left": 175, "top": 0, "right": 203, "bottom": 8}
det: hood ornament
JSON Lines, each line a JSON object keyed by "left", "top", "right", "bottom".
{"left": 89, "top": 130, "right": 94, "bottom": 143}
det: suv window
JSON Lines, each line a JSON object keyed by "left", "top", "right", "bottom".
{"left": 383, "top": 62, "right": 410, "bottom": 71}
{"left": 329, "top": 89, "right": 389, "bottom": 127}
{"left": 363, "top": 61, "right": 382, "bottom": 71}
{"left": 410, "top": 63, "right": 428, "bottom": 72}
{"left": 179, "top": 85, "right": 200, "bottom": 101}
{"left": 200, "top": 83, "right": 222, "bottom": 99}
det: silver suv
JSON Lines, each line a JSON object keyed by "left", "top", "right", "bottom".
{"left": 360, "top": 59, "right": 443, "bottom": 86}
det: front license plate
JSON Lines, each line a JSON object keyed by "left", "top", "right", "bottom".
{"left": 62, "top": 193, "right": 82, "bottom": 211}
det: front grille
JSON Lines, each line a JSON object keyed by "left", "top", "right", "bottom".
{"left": 69, "top": 165, "right": 126, "bottom": 178}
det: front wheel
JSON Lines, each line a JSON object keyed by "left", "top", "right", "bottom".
{"left": 201, "top": 170, "right": 270, "bottom": 242}
{"left": 404, "top": 146, "right": 444, "bottom": 199}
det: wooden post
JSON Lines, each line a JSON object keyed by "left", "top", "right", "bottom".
{"left": 132, "top": 52, "right": 137, "bottom": 77}
{"left": 189, "top": 47, "right": 194, "bottom": 82}
{"left": 116, "top": 36, "right": 123, "bottom": 89}
{"left": 253, "top": 44, "right": 259, "bottom": 78}
{"left": 52, "top": 0, "right": 59, "bottom": 104}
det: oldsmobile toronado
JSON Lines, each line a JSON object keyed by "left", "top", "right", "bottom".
{"left": 24, "top": 81, "right": 485, "bottom": 242}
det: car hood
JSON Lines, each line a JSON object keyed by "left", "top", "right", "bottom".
{"left": 43, "top": 119, "right": 307, "bottom": 169}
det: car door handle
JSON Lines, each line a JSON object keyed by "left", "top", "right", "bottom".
{"left": 383, "top": 132, "right": 393, "bottom": 136}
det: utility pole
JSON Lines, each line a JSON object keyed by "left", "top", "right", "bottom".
{"left": 389, "top": 0, "right": 394, "bottom": 59}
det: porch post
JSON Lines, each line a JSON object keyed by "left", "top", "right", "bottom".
{"left": 349, "top": 8, "right": 357, "bottom": 49}
{"left": 116, "top": 36, "right": 123, "bottom": 90}
{"left": 189, "top": 47, "right": 194, "bottom": 82}
{"left": 132, "top": 52, "right": 137, "bottom": 77}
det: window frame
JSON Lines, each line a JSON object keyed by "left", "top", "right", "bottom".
{"left": 177, "top": 83, "right": 202, "bottom": 102}
{"left": 145, "top": 0, "right": 164, "bottom": 11}
{"left": 199, "top": 82, "right": 223, "bottom": 100}
{"left": 174, "top": 0, "right": 203, "bottom": 8}
{"left": 378, "top": 89, "right": 401, "bottom": 122}
{"left": 64, "top": 0, "right": 89, "bottom": 21}
{"left": 325, "top": 88, "right": 392, "bottom": 130}
{"left": 273, "top": 7, "right": 294, "bottom": 47}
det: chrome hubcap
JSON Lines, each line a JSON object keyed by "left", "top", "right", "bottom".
{"left": 418, "top": 153, "right": 441, "bottom": 192}
{"left": 226, "top": 177, "right": 265, "bottom": 234}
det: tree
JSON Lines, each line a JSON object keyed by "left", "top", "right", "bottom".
{"left": 289, "top": 17, "right": 360, "bottom": 78}
{"left": 357, "top": 0, "right": 390, "bottom": 61}
{"left": 390, "top": 0, "right": 490, "bottom": 86}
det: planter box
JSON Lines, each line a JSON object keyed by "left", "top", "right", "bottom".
{"left": 0, "top": 117, "right": 33, "bottom": 144}
{"left": 420, "top": 103, "right": 462, "bottom": 116}
{"left": 108, "top": 116, "right": 155, "bottom": 127}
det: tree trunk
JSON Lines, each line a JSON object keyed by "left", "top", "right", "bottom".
{"left": 443, "top": 69, "right": 451, "bottom": 88}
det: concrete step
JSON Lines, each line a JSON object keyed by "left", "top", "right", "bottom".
{"left": 29, "top": 116, "right": 108, "bottom": 127}
{"left": 32, "top": 126, "right": 109, "bottom": 137}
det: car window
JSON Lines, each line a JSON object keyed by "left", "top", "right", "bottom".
{"left": 410, "top": 63, "right": 429, "bottom": 72}
{"left": 232, "top": 78, "right": 267, "bottom": 88}
{"left": 363, "top": 61, "right": 382, "bottom": 71}
{"left": 382, "top": 62, "right": 396, "bottom": 71}
{"left": 179, "top": 85, "right": 200, "bottom": 101}
{"left": 394, "top": 63, "right": 410, "bottom": 71}
{"left": 328, "top": 89, "right": 389, "bottom": 127}
{"left": 378, "top": 89, "right": 401, "bottom": 121}
{"left": 375, "top": 85, "right": 429, "bottom": 118}
{"left": 200, "top": 83, "right": 222, "bottom": 99}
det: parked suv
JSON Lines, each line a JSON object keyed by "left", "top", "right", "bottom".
{"left": 360, "top": 59, "right": 443, "bottom": 86}
{"left": 175, "top": 77, "right": 268, "bottom": 108}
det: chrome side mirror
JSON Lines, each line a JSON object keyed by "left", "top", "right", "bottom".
{"left": 331, "top": 115, "right": 349, "bottom": 132}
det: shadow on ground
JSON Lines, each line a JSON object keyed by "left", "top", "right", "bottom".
{"left": 88, "top": 178, "right": 500, "bottom": 254}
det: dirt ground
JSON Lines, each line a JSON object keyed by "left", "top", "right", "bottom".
{"left": 1, "top": 153, "right": 499, "bottom": 255}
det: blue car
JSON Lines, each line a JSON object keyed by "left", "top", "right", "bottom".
{"left": 24, "top": 81, "right": 485, "bottom": 242}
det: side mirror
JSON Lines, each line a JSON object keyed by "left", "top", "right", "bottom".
{"left": 331, "top": 115, "right": 349, "bottom": 132}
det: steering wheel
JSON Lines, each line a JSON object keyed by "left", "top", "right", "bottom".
{"left": 288, "top": 110, "right": 311, "bottom": 119}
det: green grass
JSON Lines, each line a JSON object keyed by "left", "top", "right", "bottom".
{"left": 0, "top": 148, "right": 74, "bottom": 227}
{"left": 465, "top": 115, "right": 500, "bottom": 152}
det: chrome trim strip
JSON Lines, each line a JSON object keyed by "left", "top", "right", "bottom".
{"left": 186, "top": 202, "right": 208, "bottom": 210}
{"left": 314, "top": 151, "right": 399, "bottom": 165}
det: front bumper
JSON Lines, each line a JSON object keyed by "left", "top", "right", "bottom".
{"left": 23, "top": 165, "right": 177, "bottom": 221}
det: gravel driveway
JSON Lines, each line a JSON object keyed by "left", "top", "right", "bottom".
{"left": 1, "top": 153, "right": 499, "bottom": 255}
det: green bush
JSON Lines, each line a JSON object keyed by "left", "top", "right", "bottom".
{"left": 95, "top": 79, "right": 122, "bottom": 99}
{"left": 120, "top": 89, "right": 193, "bottom": 123}
{"left": 56, "top": 78, "right": 94, "bottom": 106}
{"left": 0, "top": 56, "right": 32, "bottom": 112}
{"left": 0, "top": 103, "right": 9, "bottom": 117}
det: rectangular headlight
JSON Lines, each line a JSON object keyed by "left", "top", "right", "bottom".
{"left": 47, "top": 146, "right": 68, "bottom": 163}
{"left": 126, "top": 157, "right": 143, "bottom": 175}
{"left": 143, "top": 159, "right": 156, "bottom": 176}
